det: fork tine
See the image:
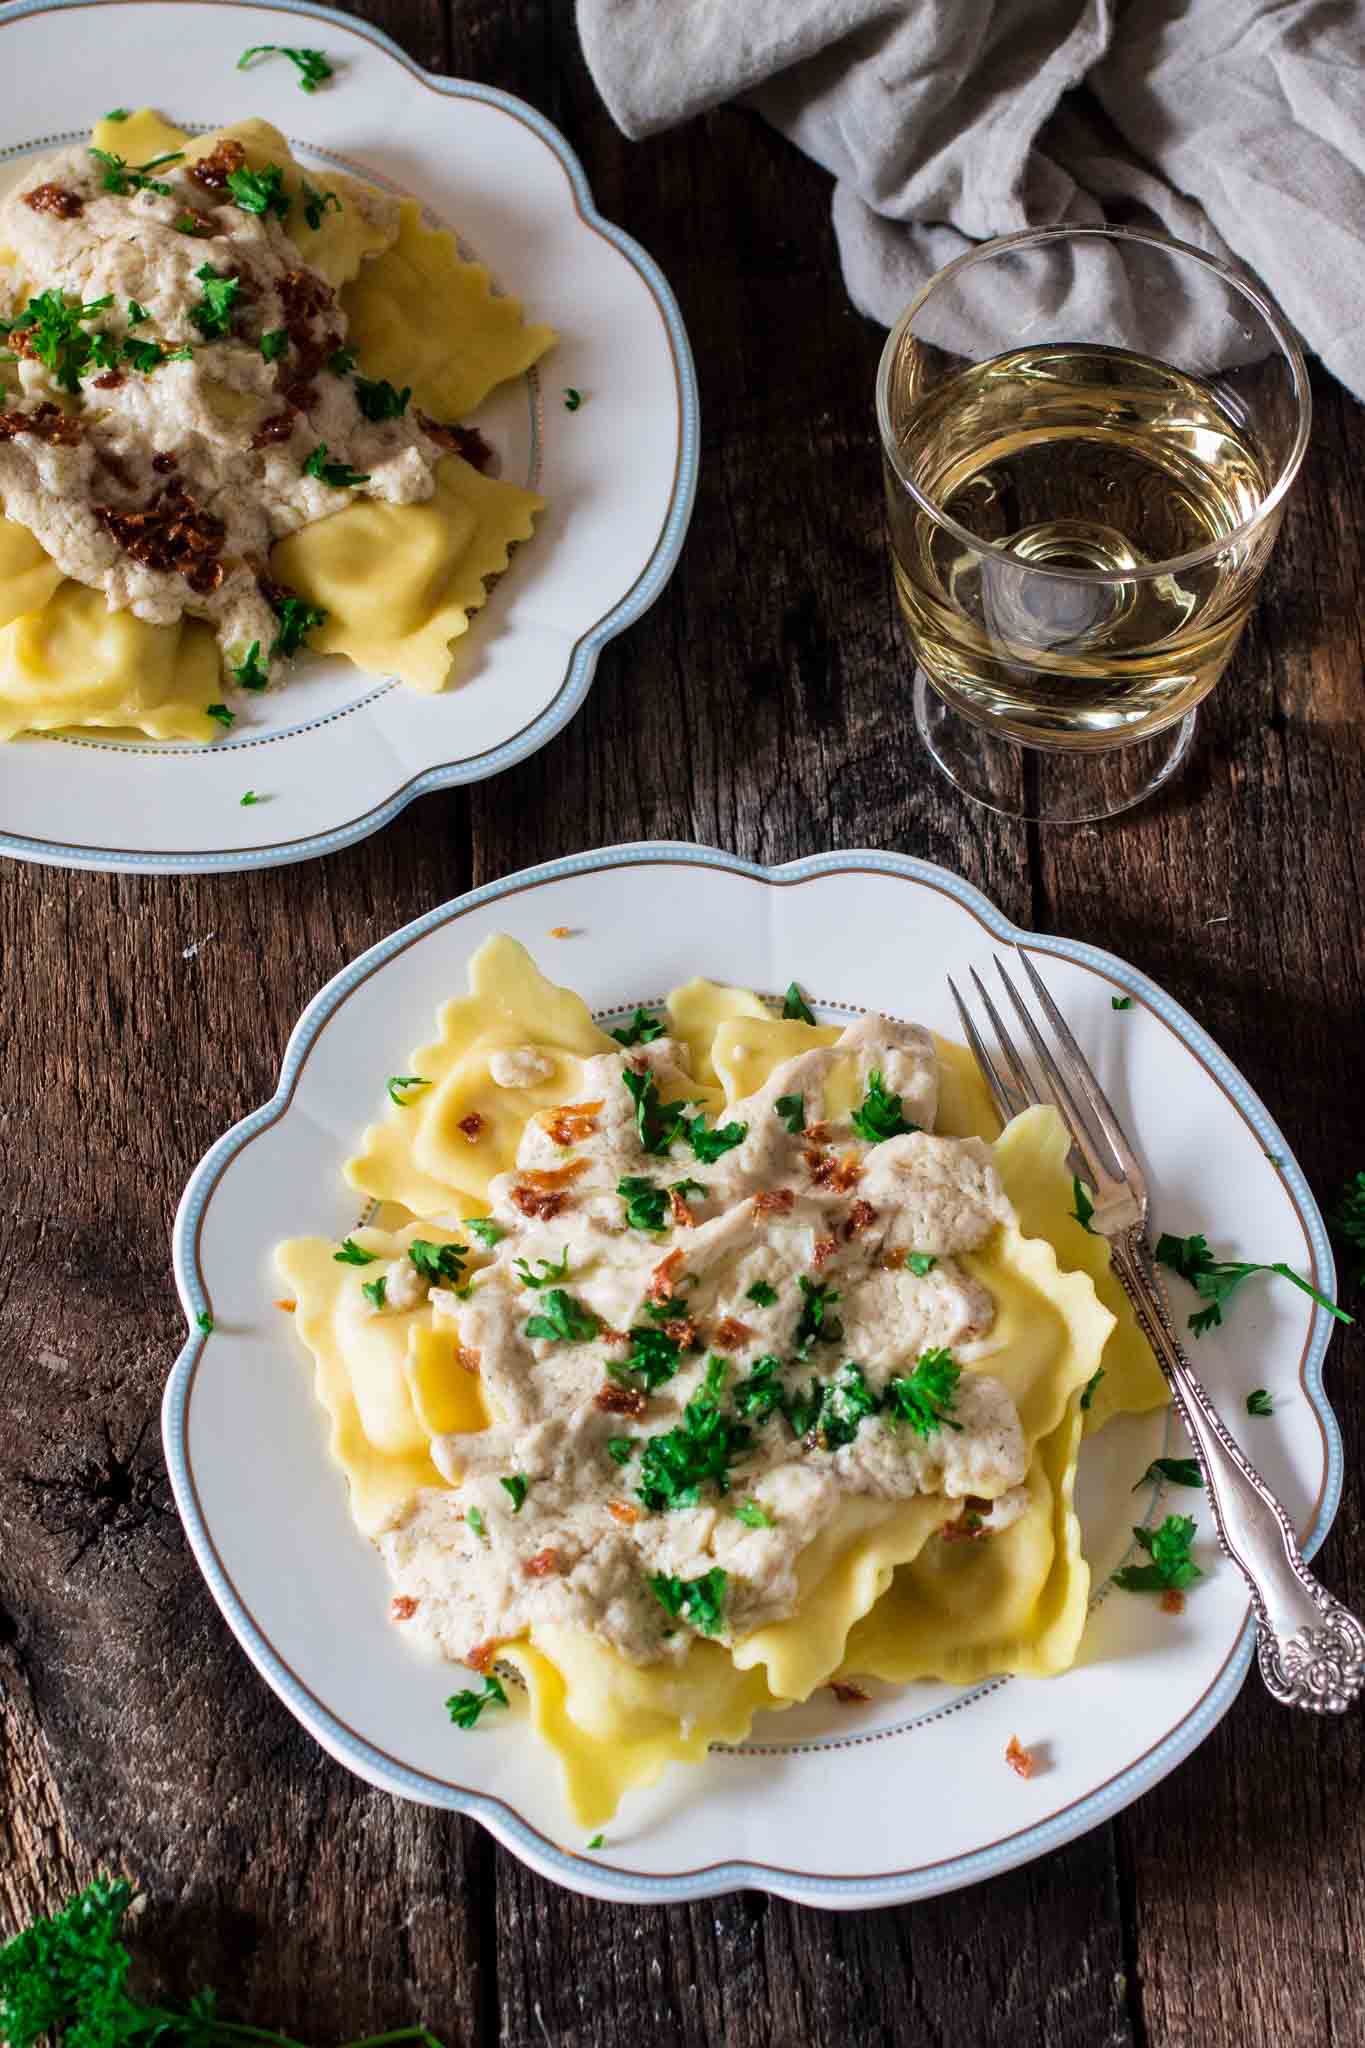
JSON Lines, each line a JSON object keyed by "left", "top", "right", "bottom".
{"left": 947, "top": 975, "right": 1019, "bottom": 1127}
{"left": 968, "top": 968, "right": 1039, "bottom": 1111}
{"left": 992, "top": 955, "right": 1109, "bottom": 1185}
{"left": 1013, "top": 950, "right": 1139, "bottom": 1182}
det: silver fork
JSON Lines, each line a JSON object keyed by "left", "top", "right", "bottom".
{"left": 950, "top": 948, "right": 1365, "bottom": 1714}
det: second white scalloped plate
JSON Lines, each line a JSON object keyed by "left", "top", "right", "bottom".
{"left": 164, "top": 844, "right": 1345, "bottom": 1907}
{"left": 0, "top": 0, "right": 696, "bottom": 871}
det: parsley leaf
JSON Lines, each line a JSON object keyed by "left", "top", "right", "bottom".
{"left": 884, "top": 1347, "right": 962, "bottom": 1438}
{"left": 586, "top": 1832, "right": 605, "bottom": 1849}
{"left": 259, "top": 327, "right": 289, "bottom": 362}
{"left": 850, "top": 1070, "right": 917, "bottom": 1144}
{"left": 611, "top": 1324, "right": 684, "bottom": 1392}
{"left": 1070, "top": 1177, "right": 1097, "bottom": 1233}
{"left": 196, "top": 1309, "right": 213, "bottom": 1334}
{"left": 1155, "top": 1230, "right": 1351, "bottom": 1336}
{"left": 206, "top": 702, "right": 234, "bottom": 729}
{"left": 467, "top": 1505, "right": 488, "bottom": 1543}
{"left": 648, "top": 1565, "right": 727, "bottom": 1635}
{"left": 303, "top": 441, "right": 371, "bottom": 488}
{"left": 301, "top": 178, "right": 341, "bottom": 231}
{"left": 563, "top": 386, "right": 582, "bottom": 410}
{"left": 354, "top": 374, "right": 411, "bottom": 421}
{"left": 232, "top": 640, "right": 270, "bottom": 691}
{"left": 1247, "top": 1388, "right": 1274, "bottom": 1417}
{"left": 89, "top": 144, "right": 182, "bottom": 195}
{"left": 606, "top": 1436, "right": 636, "bottom": 1465}
{"left": 622, "top": 1066, "right": 690, "bottom": 1156}
{"left": 905, "top": 1252, "right": 937, "bottom": 1277}
{"left": 238, "top": 43, "right": 335, "bottom": 91}
{"left": 1331, "top": 1170, "right": 1365, "bottom": 1287}
{"left": 239, "top": 790, "right": 261, "bottom": 806}
{"left": 685, "top": 1114, "right": 748, "bottom": 1164}
{"left": 104, "top": 107, "right": 131, "bottom": 121}
{"left": 524, "top": 1288, "right": 600, "bottom": 1345}
{"left": 189, "top": 264, "right": 242, "bottom": 340}
{"left": 746, "top": 1280, "right": 779, "bottom": 1308}
{"left": 334, "top": 1237, "right": 378, "bottom": 1265}
{"left": 87, "top": 331, "right": 120, "bottom": 371}
{"left": 227, "top": 163, "right": 290, "bottom": 218}
{"left": 267, "top": 591, "right": 328, "bottom": 659}
{"left": 408, "top": 1238, "right": 468, "bottom": 1285}
{"left": 468, "top": 1218, "right": 503, "bottom": 1248}
{"left": 1112, "top": 995, "right": 1134, "bottom": 1011}
{"left": 328, "top": 344, "right": 359, "bottom": 375}
{"left": 813, "top": 1360, "right": 880, "bottom": 1450}
{"left": 1079, "top": 1366, "right": 1105, "bottom": 1412}
{"left": 387, "top": 1073, "right": 431, "bottom": 1107}
{"left": 774, "top": 1093, "right": 805, "bottom": 1134}
{"left": 500, "top": 1474, "right": 529, "bottom": 1513}
{"left": 1134, "top": 1456, "right": 1203, "bottom": 1490}
{"left": 782, "top": 982, "right": 815, "bottom": 1024}
{"left": 618, "top": 1175, "right": 667, "bottom": 1231}
{"left": 611, "top": 1007, "right": 666, "bottom": 1047}
{"left": 636, "top": 1365, "right": 752, "bottom": 1510}
{"left": 515, "top": 1249, "right": 570, "bottom": 1289}
{"left": 732, "top": 1353, "right": 786, "bottom": 1423}
{"left": 361, "top": 1275, "right": 387, "bottom": 1310}
{"left": 11, "top": 288, "right": 117, "bottom": 392}
{"left": 121, "top": 337, "right": 164, "bottom": 372}
{"left": 793, "top": 1275, "right": 842, "bottom": 1360}
{"left": 446, "top": 1673, "right": 507, "bottom": 1727}
{"left": 733, "top": 1499, "right": 773, "bottom": 1528}
{"left": 1113, "top": 1514, "right": 1203, "bottom": 1594}
{"left": 126, "top": 299, "right": 150, "bottom": 325}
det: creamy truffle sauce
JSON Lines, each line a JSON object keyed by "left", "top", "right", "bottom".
{"left": 379, "top": 1015, "right": 1031, "bottom": 1670}
{"left": 0, "top": 142, "right": 435, "bottom": 674}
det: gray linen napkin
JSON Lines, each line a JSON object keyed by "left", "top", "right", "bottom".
{"left": 577, "top": 0, "right": 1365, "bottom": 396}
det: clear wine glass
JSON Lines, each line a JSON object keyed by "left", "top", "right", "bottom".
{"left": 876, "top": 224, "right": 1311, "bottom": 823}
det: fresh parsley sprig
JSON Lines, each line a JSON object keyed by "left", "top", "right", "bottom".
{"left": 782, "top": 982, "right": 815, "bottom": 1024}
{"left": 610, "top": 1324, "right": 684, "bottom": 1392}
{"left": 334, "top": 1237, "right": 378, "bottom": 1266}
{"left": 408, "top": 1238, "right": 468, "bottom": 1285}
{"left": 1155, "top": 1230, "right": 1350, "bottom": 1337}
{"left": 850, "top": 1071, "right": 917, "bottom": 1145}
{"left": 622, "top": 1066, "right": 691, "bottom": 1156}
{"left": 303, "top": 442, "right": 371, "bottom": 489}
{"left": 883, "top": 1348, "right": 962, "bottom": 1438}
{"left": 387, "top": 1073, "right": 431, "bottom": 1107}
{"left": 468, "top": 1218, "right": 504, "bottom": 1248}
{"left": 685, "top": 1113, "right": 747, "bottom": 1163}
{"left": 1113, "top": 1514, "right": 1203, "bottom": 1594}
{"left": 774, "top": 1093, "right": 805, "bottom": 1134}
{"left": 515, "top": 1249, "right": 570, "bottom": 1289}
{"left": 268, "top": 591, "right": 328, "bottom": 660}
{"left": 636, "top": 1358, "right": 752, "bottom": 1510}
{"left": 792, "top": 1275, "right": 842, "bottom": 1360}
{"left": 523, "top": 1288, "right": 599, "bottom": 1345}
{"left": 226, "top": 163, "right": 290, "bottom": 219}
{"left": 89, "top": 145, "right": 183, "bottom": 196}
{"left": 446, "top": 1673, "right": 507, "bottom": 1728}
{"left": 354, "top": 374, "right": 411, "bottom": 421}
{"left": 301, "top": 179, "right": 341, "bottom": 231}
{"left": 238, "top": 43, "right": 335, "bottom": 91}
{"left": 1134, "top": 1456, "right": 1203, "bottom": 1490}
{"left": 189, "top": 264, "right": 242, "bottom": 340}
{"left": 648, "top": 1565, "right": 726, "bottom": 1636}
{"left": 611, "top": 1007, "right": 666, "bottom": 1047}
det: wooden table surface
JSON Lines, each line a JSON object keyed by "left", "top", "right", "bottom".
{"left": 4, "top": 3, "right": 1364, "bottom": 2042}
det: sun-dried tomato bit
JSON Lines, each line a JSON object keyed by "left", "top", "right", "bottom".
{"left": 457, "top": 1111, "right": 485, "bottom": 1143}
{"left": 668, "top": 1186, "right": 696, "bottom": 1228}
{"left": 812, "top": 1235, "right": 838, "bottom": 1269}
{"left": 807, "top": 1148, "right": 863, "bottom": 1194}
{"left": 713, "top": 1317, "right": 753, "bottom": 1350}
{"left": 594, "top": 1380, "right": 647, "bottom": 1417}
{"left": 828, "top": 1680, "right": 870, "bottom": 1705}
{"left": 190, "top": 136, "right": 248, "bottom": 189}
{"left": 1005, "top": 1735, "right": 1036, "bottom": 1779}
{"left": 660, "top": 1316, "right": 700, "bottom": 1348}
{"left": 537, "top": 1101, "right": 603, "bottom": 1146}
{"left": 1160, "top": 1587, "right": 1186, "bottom": 1615}
{"left": 417, "top": 412, "right": 494, "bottom": 470}
{"left": 273, "top": 1297, "right": 297, "bottom": 1313}
{"left": 0, "top": 403, "right": 84, "bottom": 448}
{"left": 24, "top": 182, "right": 83, "bottom": 218}
{"left": 752, "top": 1187, "right": 795, "bottom": 1220}
{"left": 93, "top": 479, "right": 227, "bottom": 595}
{"left": 390, "top": 1594, "right": 419, "bottom": 1622}
{"left": 804, "top": 1120, "right": 833, "bottom": 1145}
{"left": 524, "top": 1547, "right": 561, "bottom": 1580}
{"left": 466, "top": 1638, "right": 498, "bottom": 1674}
{"left": 250, "top": 409, "right": 298, "bottom": 450}
{"left": 547, "top": 925, "right": 574, "bottom": 939}
{"left": 845, "top": 1199, "right": 877, "bottom": 1239}
{"left": 510, "top": 1185, "right": 568, "bottom": 1221}
{"left": 606, "top": 1500, "right": 640, "bottom": 1527}
{"left": 455, "top": 1345, "right": 482, "bottom": 1375}
{"left": 648, "top": 1247, "right": 686, "bottom": 1305}
{"left": 522, "top": 1160, "right": 590, "bottom": 1190}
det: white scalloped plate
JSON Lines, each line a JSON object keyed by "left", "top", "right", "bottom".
{"left": 0, "top": 0, "right": 696, "bottom": 872}
{"left": 165, "top": 844, "right": 1345, "bottom": 1907}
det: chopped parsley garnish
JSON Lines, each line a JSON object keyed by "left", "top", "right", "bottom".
{"left": 334, "top": 1237, "right": 378, "bottom": 1266}
{"left": 259, "top": 327, "right": 289, "bottom": 362}
{"left": 606, "top": 1436, "right": 636, "bottom": 1465}
{"left": 611, "top": 1007, "right": 666, "bottom": 1046}
{"left": 1332, "top": 1170, "right": 1365, "bottom": 1286}
{"left": 10, "top": 288, "right": 118, "bottom": 393}
{"left": 205, "top": 702, "right": 234, "bottom": 729}
{"left": 189, "top": 264, "right": 242, "bottom": 340}
{"left": 126, "top": 299, "right": 150, "bottom": 325}
{"left": 121, "top": 337, "right": 167, "bottom": 372}
{"left": 303, "top": 442, "right": 371, "bottom": 488}
{"left": 239, "top": 790, "right": 261, "bottom": 806}
{"left": 386, "top": 1073, "right": 431, "bottom": 1106}
{"left": 586, "top": 1833, "right": 605, "bottom": 1849}
{"left": 610, "top": 1325, "right": 684, "bottom": 1392}
{"left": 1113, "top": 1514, "right": 1203, "bottom": 1594}
{"left": 1079, "top": 1366, "right": 1105, "bottom": 1412}
{"left": 850, "top": 1071, "right": 917, "bottom": 1145}
{"left": 905, "top": 1252, "right": 937, "bottom": 1277}
{"left": 1070, "top": 1177, "right": 1097, "bottom": 1233}
{"left": 782, "top": 982, "right": 815, "bottom": 1024}
{"left": 163, "top": 346, "right": 194, "bottom": 363}
{"left": 746, "top": 1280, "right": 779, "bottom": 1308}
{"left": 733, "top": 1500, "right": 773, "bottom": 1529}
{"left": 774, "top": 1093, "right": 805, "bottom": 1134}
{"left": 1247, "top": 1388, "right": 1274, "bottom": 1417}
{"left": 685, "top": 1114, "right": 748, "bottom": 1164}
{"left": 173, "top": 212, "right": 207, "bottom": 236}
{"left": 408, "top": 1238, "right": 468, "bottom": 1285}
{"left": 89, "top": 145, "right": 183, "bottom": 196}
{"left": 227, "top": 163, "right": 290, "bottom": 218}
{"left": 1134, "top": 1456, "right": 1202, "bottom": 1490}
{"left": 523, "top": 1288, "right": 600, "bottom": 1345}
{"left": 732, "top": 1354, "right": 785, "bottom": 1423}
{"left": 87, "top": 331, "right": 120, "bottom": 371}
{"left": 231, "top": 641, "right": 270, "bottom": 691}
{"left": 467, "top": 1505, "right": 488, "bottom": 1544}
{"left": 618, "top": 1175, "right": 667, "bottom": 1230}
{"left": 446, "top": 1673, "right": 506, "bottom": 1727}
{"left": 648, "top": 1565, "right": 727, "bottom": 1636}
{"left": 883, "top": 1348, "right": 962, "bottom": 1439}
{"left": 196, "top": 1309, "right": 213, "bottom": 1334}
{"left": 792, "top": 1275, "right": 842, "bottom": 1360}
{"left": 468, "top": 1217, "right": 504, "bottom": 1248}
{"left": 563, "top": 386, "right": 582, "bottom": 411}
{"left": 361, "top": 1275, "right": 387, "bottom": 1310}
{"left": 1112, "top": 995, "right": 1134, "bottom": 1011}
{"left": 328, "top": 344, "right": 359, "bottom": 375}
{"left": 515, "top": 1249, "right": 570, "bottom": 1289}
{"left": 621, "top": 1066, "right": 691, "bottom": 1156}
{"left": 500, "top": 1474, "right": 529, "bottom": 1513}
{"left": 636, "top": 1361, "right": 751, "bottom": 1511}
{"left": 104, "top": 107, "right": 131, "bottom": 121}
{"left": 812, "top": 1361, "right": 880, "bottom": 1450}
{"left": 238, "top": 43, "right": 335, "bottom": 91}
{"left": 268, "top": 592, "right": 328, "bottom": 659}
{"left": 301, "top": 178, "right": 342, "bottom": 231}
{"left": 780, "top": 1375, "right": 824, "bottom": 1439}
{"left": 1155, "top": 1230, "right": 1351, "bottom": 1337}
{"left": 354, "top": 374, "right": 411, "bottom": 421}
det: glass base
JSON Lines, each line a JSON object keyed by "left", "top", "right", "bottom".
{"left": 913, "top": 674, "right": 1197, "bottom": 824}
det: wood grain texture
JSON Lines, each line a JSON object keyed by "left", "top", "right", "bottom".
{"left": 1, "top": 1, "right": 1361, "bottom": 2043}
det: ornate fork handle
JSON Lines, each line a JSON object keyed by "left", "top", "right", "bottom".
{"left": 1111, "top": 1229, "right": 1365, "bottom": 1714}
